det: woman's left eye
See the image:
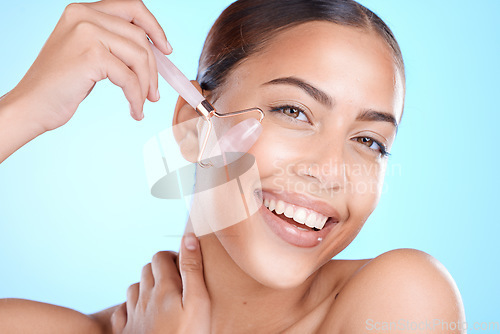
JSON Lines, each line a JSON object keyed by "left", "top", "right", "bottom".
{"left": 271, "top": 105, "right": 309, "bottom": 122}
{"left": 355, "top": 137, "right": 389, "bottom": 157}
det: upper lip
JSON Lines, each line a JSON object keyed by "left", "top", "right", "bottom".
{"left": 261, "top": 189, "right": 340, "bottom": 222}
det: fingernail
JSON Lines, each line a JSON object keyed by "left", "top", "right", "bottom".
{"left": 184, "top": 234, "right": 198, "bottom": 251}
{"left": 166, "top": 40, "right": 173, "bottom": 53}
{"left": 129, "top": 104, "right": 137, "bottom": 119}
{"left": 156, "top": 88, "right": 160, "bottom": 101}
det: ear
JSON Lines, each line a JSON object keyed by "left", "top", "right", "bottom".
{"left": 172, "top": 80, "right": 204, "bottom": 163}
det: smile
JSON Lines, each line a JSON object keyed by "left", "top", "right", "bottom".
{"left": 263, "top": 198, "right": 329, "bottom": 230}
{"left": 259, "top": 190, "right": 339, "bottom": 248}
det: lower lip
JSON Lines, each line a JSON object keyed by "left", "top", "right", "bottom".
{"left": 259, "top": 204, "right": 337, "bottom": 248}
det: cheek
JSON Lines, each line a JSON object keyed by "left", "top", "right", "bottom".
{"left": 249, "top": 139, "right": 276, "bottom": 175}
{"left": 344, "top": 159, "right": 387, "bottom": 222}
{"left": 248, "top": 123, "right": 308, "bottom": 176}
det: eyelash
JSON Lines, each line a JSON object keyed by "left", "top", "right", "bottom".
{"left": 269, "top": 104, "right": 310, "bottom": 123}
{"left": 354, "top": 137, "right": 390, "bottom": 157}
{"left": 269, "top": 104, "right": 390, "bottom": 157}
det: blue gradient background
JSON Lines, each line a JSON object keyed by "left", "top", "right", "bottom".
{"left": 0, "top": 0, "right": 498, "bottom": 329}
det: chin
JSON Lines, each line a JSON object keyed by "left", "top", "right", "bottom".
{"left": 215, "top": 217, "right": 328, "bottom": 290}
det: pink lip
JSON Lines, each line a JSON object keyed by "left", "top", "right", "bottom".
{"left": 258, "top": 190, "right": 340, "bottom": 248}
{"left": 260, "top": 205, "right": 338, "bottom": 248}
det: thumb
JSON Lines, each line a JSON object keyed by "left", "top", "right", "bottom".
{"left": 179, "top": 233, "right": 209, "bottom": 308}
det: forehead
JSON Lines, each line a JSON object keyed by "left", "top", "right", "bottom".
{"left": 226, "top": 21, "right": 404, "bottom": 119}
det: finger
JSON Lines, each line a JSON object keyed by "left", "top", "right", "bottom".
{"left": 126, "top": 283, "right": 140, "bottom": 315}
{"left": 179, "top": 233, "right": 209, "bottom": 308}
{"left": 69, "top": 20, "right": 145, "bottom": 119}
{"left": 146, "top": 41, "right": 159, "bottom": 103}
{"left": 99, "top": 46, "right": 144, "bottom": 120}
{"left": 93, "top": 27, "right": 151, "bottom": 105}
{"left": 110, "top": 302, "right": 127, "bottom": 332}
{"left": 151, "top": 251, "right": 182, "bottom": 296}
{"left": 139, "top": 263, "right": 154, "bottom": 300}
{"left": 85, "top": 0, "right": 172, "bottom": 55}
{"left": 66, "top": 4, "right": 159, "bottom": 102}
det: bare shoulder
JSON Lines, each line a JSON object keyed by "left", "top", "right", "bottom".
{"left": 318, "top": 249, "right": 466, "bottom": 333}
{"left": 0, "top": 298, "right": 112, "bottom": 334}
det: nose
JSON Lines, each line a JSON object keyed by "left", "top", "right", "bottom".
{"left": 295, "top": 143, "right": 347, "bottom": 192}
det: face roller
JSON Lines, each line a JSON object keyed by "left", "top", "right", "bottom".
{"left": 151, "top": 44, "right": 264, "bottom": 167}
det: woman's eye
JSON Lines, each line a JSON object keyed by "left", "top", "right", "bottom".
{"left": 355, "top": 137, "right": 389, "bottom": 157}
{"left": 272, "top": 105, "right": 309, "bottom": 122}
{"left": 356, "top": 137, "right": 377, "bottom": 148}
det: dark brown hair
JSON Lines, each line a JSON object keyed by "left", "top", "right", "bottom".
{"left": 197, "top": 0, "right": 404, "bottom": 95}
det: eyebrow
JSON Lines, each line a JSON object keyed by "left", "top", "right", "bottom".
{"left": 262, "top": 76, "right": 334, "bottom": 107}
{"left": 356, "top": 109, "right": 398, "bottom": 128}
{"left": 263, "top": 76, "right": 398, "bottom": 128}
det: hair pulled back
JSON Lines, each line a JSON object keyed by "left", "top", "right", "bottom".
{"left": 197, "top": 0, "right": 404, "bottom": 96}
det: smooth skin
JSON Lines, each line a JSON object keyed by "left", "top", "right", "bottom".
{"left": 168, "top": 21, "right": 465, "bottom": 333}
{"left": 0, "top": 0, "right": 465, "bottom": 333}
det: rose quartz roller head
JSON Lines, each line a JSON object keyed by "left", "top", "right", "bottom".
{"left": 151, "top": 44, "right": 264, "bottom": 167}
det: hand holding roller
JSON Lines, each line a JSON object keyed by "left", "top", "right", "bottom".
{"left": 151, "top": 43, "right": 264, "bottom": 167}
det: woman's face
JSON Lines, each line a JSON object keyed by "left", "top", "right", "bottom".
{"left": 191, "top": 21, "right": 404, "bottom": 289}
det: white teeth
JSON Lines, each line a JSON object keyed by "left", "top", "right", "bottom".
{"left": 275, "top": 200, "right": 285, "bottom": 215}
{"left": 263, "top": 197, "right": 330, "bottom": 230}
{"left": 316, "top": 216, "right": 328, "bottom": 230}
{"left": 269, "top": 199, "right": 276, "bottom": 212}
{"left": 305, "top": 212, "right": 317, "bottom": 228}
{"left": 264, "top": 198, "right": 270, "bottom": 207}
{"left": 293, "top": 208, "right": 307, "bottom": 225}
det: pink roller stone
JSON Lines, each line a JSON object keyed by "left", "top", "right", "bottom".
{"left": 209, "top": 118, "right": 263, "bottom": 167}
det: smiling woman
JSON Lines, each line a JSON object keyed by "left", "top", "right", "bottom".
{"left": 182, "top": 17, "right": 405, "bottom": 287}
{"left": 0, "top": 0, "right": 466, "bottom": 333}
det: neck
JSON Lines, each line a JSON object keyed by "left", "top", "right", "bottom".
{"left": 199, "top": 233, "right": 321, "bottom": 333}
